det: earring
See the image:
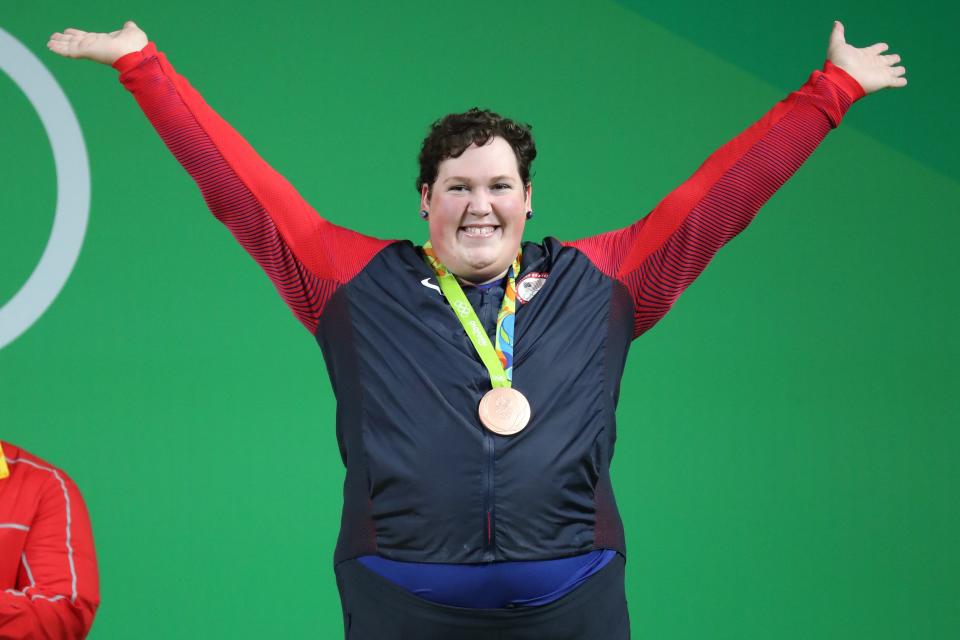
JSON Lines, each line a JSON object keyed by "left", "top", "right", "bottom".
{"left": 526, "top": 210, "right": 534, "bottom": 220}
{"left": 420, "top": 210, "right": 429, "bottom": 219}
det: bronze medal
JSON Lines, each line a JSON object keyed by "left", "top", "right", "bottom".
{"left": 421, "top": 242, "right": 532, "bottom": 435}
{"left": 478, "top": 387, "right": 531, "bottom": 435}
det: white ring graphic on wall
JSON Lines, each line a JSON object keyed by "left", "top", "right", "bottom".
{"left": 0, "top": 27, "right": 89, "bottom": 350}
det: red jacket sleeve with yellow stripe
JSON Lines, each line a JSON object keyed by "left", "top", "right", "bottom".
{"left": 0, "top": 442, "right": 99, "bottom": 639}
{"left": 112, "top": 43, "right": 394, "bottom": 334}
{"left": 563, "top": 61, "right": 865, "bottom": 339}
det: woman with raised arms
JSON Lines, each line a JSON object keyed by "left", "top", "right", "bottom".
{"left": 48, "top": 20, "right": 905, "bottom": 639}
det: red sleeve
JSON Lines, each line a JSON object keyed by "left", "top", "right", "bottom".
{"left": 563, "top": 61, "right": 865, "bottom": 339}
{"left": 0, "top": 464, "right": 99, "bottom": 639}
{"left": 112, "top": 42, "right": 394, "bottom": 333}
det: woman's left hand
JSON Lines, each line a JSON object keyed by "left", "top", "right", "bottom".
{"left": 827, "top": 21, "right": 907, "bottom": 94}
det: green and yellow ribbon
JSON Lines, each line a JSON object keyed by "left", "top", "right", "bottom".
{"left": 422, "top": 241, "right": 521, "bottom": 386}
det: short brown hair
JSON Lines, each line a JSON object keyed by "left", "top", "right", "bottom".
{"left": 416, "top": 108, "right": 537, "bottom": 194}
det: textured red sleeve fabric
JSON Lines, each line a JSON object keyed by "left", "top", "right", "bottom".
{"left": 0, "top": 445, "right": 99, "bottom": 639}
{"left": 112, "top": 42, "right": 394, "bottom": 333}
{"left": 563, "top": 61, "right": 865, "bottom": 339}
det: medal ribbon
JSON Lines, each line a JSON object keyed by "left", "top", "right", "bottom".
{"left": 422, "top": 241, "right": 521, "bottom": 387}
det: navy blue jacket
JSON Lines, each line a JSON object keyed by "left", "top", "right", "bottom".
{"left": 320, "top": 239, "right": 631, "bottom": 563}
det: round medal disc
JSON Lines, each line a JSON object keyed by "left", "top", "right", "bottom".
{"left": 478, "top": 387, "right": 531, "bottom": 435}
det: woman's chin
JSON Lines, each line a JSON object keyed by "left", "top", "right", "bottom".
{"left": 458, "top": 248, "right": 499, "bottom": 271}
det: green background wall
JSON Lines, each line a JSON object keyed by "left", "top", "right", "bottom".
{"left": 2, "top": 0, "right": 957, "bottom": 637}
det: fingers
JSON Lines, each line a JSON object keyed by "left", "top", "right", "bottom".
{"left": 47, "top": 31, "right": 77, "bottom": 55}
{"left": 866, "top": 41, "right": 889, "bottom": 54}
{"left": 884, "top": 65, "right": 907, "bottom": 89}
{"left": 47, "top": 28, "right": 88, "bottom": 58}
{"left": 882, "top": 53, "right": 901, "bottom": 65}
{"left": 829, "top": 20, "right": 846, "bottom": 47}
{"left": 49, "top": 29, "right": 82, "bottom": 44}
{"left": 46, "top": 39, "right": 73, "bottom": 58}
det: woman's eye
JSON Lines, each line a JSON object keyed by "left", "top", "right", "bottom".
{"left": 449, "top": 185, "right": 468, "bottom": 192}
{"left": 493, "top": 183, "right": 511, "bottom": 190}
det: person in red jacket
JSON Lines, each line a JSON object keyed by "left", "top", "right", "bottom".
{"left": 0, "top": 441, "right": 99, "bottom": 638}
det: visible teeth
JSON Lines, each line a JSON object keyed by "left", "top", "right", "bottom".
{"left": 461, "top": 226, "right": 497, "bottom": 238}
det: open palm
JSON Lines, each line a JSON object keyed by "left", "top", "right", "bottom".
{"left": 47, "top": 21, "right": 148, "bottom": 66}
{"left": 827, "top": 21, "right": 906, "bottom": 94}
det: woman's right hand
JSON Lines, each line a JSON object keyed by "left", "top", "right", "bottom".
{"left": 47, "top": 21, "right": 148, "bottom": 66}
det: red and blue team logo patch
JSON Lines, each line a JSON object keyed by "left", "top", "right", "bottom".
{"left": 516, "top": 272, "right": 549, "bottom": 304}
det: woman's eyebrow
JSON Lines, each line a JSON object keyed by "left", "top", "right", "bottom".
{"left": 442, "top": 175, "right": 517, "bottom": 184}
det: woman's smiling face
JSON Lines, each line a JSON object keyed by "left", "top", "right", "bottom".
{"left": 421, "top": 136, "right": 532, "bottom": 284}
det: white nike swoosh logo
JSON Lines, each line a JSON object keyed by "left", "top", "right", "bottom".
{"left": 421, "top": 278, "right": 441, "bottom": 294}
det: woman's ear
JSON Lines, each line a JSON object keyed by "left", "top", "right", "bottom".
{"left": 524, "top": 182, "right": 533, "bottom": 210}
{"left": 420, "top": 183, "right": 432, "bottom": 213}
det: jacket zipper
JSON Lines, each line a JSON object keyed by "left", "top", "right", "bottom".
{"left": 472, "top": 286, "right": 499, "bottom": 561}
{"left": 483, "top": 430, "right": 495, "bottom": 560}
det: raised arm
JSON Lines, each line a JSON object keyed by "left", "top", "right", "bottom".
{"left": 47, "top": 21, "right": 394, "bottom": 334}
{"left": 563, "top": 22, "right": 906, "bottom": 340}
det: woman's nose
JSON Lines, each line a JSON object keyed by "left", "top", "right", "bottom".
{"left": 467, "top": 190, "right": 493, "bottom": 214}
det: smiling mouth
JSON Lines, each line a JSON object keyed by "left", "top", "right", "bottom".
{"left": 459, "top": 225, "right": 500, "bottom": 239}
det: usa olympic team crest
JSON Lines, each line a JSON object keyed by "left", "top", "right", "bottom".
{"left": 516, "top": 272, "right": 548, "bottom": 304}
